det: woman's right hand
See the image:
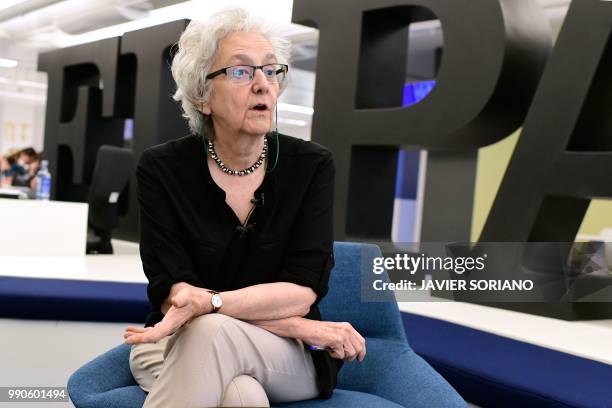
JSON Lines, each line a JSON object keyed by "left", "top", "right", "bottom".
{"left": 124, "top": 283, "right": 210, "bottom": 344}
{"left": 301, "top": 320, "right": 366, "bottom": 362}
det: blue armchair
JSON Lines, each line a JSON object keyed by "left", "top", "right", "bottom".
{"left": 68, "top": 242, "right": 464, "bottom": 407}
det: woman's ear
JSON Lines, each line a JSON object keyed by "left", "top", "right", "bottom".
{"left": 201, "top": 101, "right": 212, "bottom": 116}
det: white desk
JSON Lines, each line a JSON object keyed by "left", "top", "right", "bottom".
{"left": 0, "top": 198, "right": 88, "bottom": 256}
{"left": 399, "top": 301, "right": 612, "bottom": 366}
{"left": 0, "top": 254, "right": 146, "bottom": 283}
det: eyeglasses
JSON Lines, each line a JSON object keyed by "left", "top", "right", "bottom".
{"left": 205, "top": 64, "right": 289, "bottom": 84}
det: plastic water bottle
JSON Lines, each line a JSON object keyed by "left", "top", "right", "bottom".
{"left": 36, "top": 160, "right": 51, "bottom": 201}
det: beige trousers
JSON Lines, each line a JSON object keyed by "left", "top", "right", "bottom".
{"left": 129, "top": 313, "right": 319, "bottom": 408}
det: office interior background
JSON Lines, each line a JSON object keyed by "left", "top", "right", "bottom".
{"left": 1, "top": 0, "right": 611, "bottom": 407}
{"left": 3, "top": 0, "right": 612, "bottom": 241}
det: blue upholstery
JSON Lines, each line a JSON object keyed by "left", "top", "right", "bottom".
{"left": 68, "top": 242, "right": 464, "bottom": 407}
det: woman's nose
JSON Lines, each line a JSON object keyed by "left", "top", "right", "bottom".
{"left": 251, "top": 68, "right": 269, "bottom": 93}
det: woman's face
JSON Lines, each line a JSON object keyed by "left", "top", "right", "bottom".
{"left": 202, "top": 31, "right": 280, "bottom": 138}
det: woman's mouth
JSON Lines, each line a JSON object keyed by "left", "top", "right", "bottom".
{"left": 250, "top": 103, "right": 268, "bottom": 111}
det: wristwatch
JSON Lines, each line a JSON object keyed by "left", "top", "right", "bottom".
{"left": 206, "top": 290, "right": 223, "bottom": 313}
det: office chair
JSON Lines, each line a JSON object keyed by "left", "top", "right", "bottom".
{"left": 86, "top": 145, "right": 134, "bottom": 254}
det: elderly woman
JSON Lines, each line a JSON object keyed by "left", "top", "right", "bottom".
{"left": 124, "top": 7, "right": 365, "bottom": 407}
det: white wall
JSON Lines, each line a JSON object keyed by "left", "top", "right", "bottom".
{"left": 0, "top": 94, "right": 46, "bottom": 155}
{"left": 0, "top": 39, "right": 47, "bottom": 156}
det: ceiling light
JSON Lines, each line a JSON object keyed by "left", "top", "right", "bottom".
{"left": 0, "top": 58, "right": 18, "bottom": 68}
{"left": 0, "top": 0, "right": 29, "bottom": 13}
{"left": 278, "top": 117, "right": 308, "bottom": 127}
{"left": 0, "top": 77, "right": 47, "bottom": 89}
{"left": 53, "top": 0, "right": 293, "bottom": 48}
{"left": 0, "top": 90, "right": 45, "bottom": 103}
{"left": 277, "top": 102, "right": 314, "bottom": 115}
{"left": 17, "top": 79, "right": 47, "bottom": 89}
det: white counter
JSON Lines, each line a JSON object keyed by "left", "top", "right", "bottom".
{"left": 0, "top": 198, "right": 88, "bottom": 257}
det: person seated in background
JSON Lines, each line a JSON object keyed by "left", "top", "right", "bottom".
{"left": 0, "top": 154, "right": 10, "bottom": 187}
{"left": 27, "top": 152, "right": 43, "bottom": 191}
{"left": 0, "top": 149, "right": 19, "bottom": 187}
{"left": 0, "top": 154, "right": 8, "bottom": 172}
{"left": 5, "top": 147, "right": 39, "bottom": 188}
{"left": 21, "top": 152, "right": 42, "bottom": 190}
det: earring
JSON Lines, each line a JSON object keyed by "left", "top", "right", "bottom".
{"left": 198, "top": 111, "right": 206, "bottom": 140}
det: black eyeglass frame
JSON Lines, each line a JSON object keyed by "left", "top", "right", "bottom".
{"left": 205, "top": 64, "right": 289, "bottom": 83}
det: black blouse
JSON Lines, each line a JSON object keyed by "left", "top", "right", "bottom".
{"left": 136, "top": 132, "right": 342, "bottom": 398}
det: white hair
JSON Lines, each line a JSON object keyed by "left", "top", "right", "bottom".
{"left": 170, "top": 7, "right": 291, "bottom": 135}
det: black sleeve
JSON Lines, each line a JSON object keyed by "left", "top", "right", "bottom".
{"left": 277, "top": 151, "right": 335, "bottom": 305}
{"left": 137, "top": 151, "right": 202, "bottom": 315}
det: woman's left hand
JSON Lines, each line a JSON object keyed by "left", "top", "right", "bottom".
{"left": 124, "top": 287, "right": 209, "bottom": 344}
